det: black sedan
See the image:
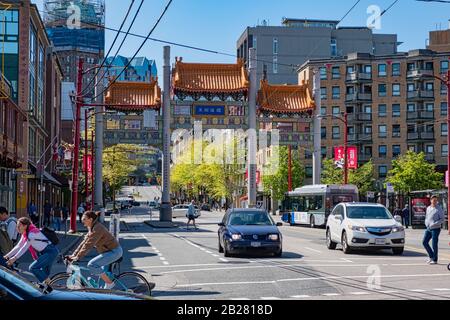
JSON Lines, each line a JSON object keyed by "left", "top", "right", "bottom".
{"left": 218, "top": 209, "right": 283, "bottom": 257}
{"left": 0, "top": 267, "right": 149, "bottom": 300}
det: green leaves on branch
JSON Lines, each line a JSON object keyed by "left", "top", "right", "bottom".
{"left": 386, "top": 151, "right": 443, "bottom": 192}
{"left": 321, "top": 158, "right": 375, "bottom": 194}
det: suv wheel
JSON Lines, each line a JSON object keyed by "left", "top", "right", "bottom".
{"left": 218, "top": 238, "right": 224, "bottom": 253}
{"left": 326, "top": 229, "right": 337, "bottom": 250}
{"left": 342, "top": 232, "right": 352, "bottom": 254}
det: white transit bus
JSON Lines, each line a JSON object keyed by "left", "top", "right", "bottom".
{"left": 281, "top": 185, "right": 359, "bottom": 228}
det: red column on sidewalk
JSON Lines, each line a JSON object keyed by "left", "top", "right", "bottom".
{"left": 91, "top": 131, "right": 95, "bottom": 210}
{"left": 70, "top": 58, "right": 84, "bottom": 233}
{"left": 85, "top": 108, "right": 89, "bottom": 210}
{"left": 343, "top": 112, "right": 348, "bottom": 185}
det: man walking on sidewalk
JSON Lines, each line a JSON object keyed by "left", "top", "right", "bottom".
{"left": 423, "top": 195, "right": 445, "bottom": 265}
{"left": 186, "top": 200, "right": 198, "bottom": 230}
{"left": 402, "top": 204, "right": 410, "bottom": 229}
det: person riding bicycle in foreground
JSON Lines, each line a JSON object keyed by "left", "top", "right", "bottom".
{"left": 3, "top": 217, "right": 59, "bottom": 289}
{"left": 67, "top": 211, "right": 123, "bottom": 289}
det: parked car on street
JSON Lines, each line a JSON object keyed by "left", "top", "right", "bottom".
{"left": 326, "top": 203, "right": 405, "bottom": 255}
{"left": 172, "top": 204, "right": 200, "bottom": 218}
{"left": 105, "top": 202, "right": 118, "bottom": 216}
{"left": 0, "top": 267, "right": 149, "bottom": 300}
{"left": 218, "top": 208, "right": 283, "bottom": 257}
{"left": 201, "top": 203, "right": 211, "bottom": 211}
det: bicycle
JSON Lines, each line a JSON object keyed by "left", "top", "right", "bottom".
{"left": 48, "top": 256, "right": 154, "bottom": 297}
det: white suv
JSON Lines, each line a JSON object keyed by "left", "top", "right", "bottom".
{"left": 326, "top": 203, "right": 405, "bottom": 255}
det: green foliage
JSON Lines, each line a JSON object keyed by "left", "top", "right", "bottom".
{"left": 386, "top": 151, "right": 444, "bottom": 192}
{"left": 321, "top": 158, "right": 375, "bottom": 194}
{"left": 262, "top": 146, "right": 305, "bottom": 201}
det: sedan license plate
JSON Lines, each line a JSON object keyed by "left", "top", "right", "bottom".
{"left": 251, "top": 242, "right": 261, "bottom": 247}
{"left": 375, "top": 239, "right": 386, "bottom": 245}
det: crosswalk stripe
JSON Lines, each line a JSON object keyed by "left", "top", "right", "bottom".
{"left": 260, "top": 297, "right": 281, "bottom": 300}
{"left": 230, "top": 298, "right": 250, "bottom": 300}
{"left": 290, "top": 295, "right": 310, "bottom": 298}
{"left": 322, "top": 293, "right": 341, "bottom": 296}
{"left": 349, "top": 292, "right": 370, "bottom": 295}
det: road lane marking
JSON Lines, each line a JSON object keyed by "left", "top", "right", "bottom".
{"left": 205, "top": 251, "right": 213, "bottom": 254}
{"left": 260, "top": 297, "right": 281, "bottom": 300}
{"left": 160, "top": 257, "right": 166, "bottom": 261}
{"left": 305, "top": 247, "right": 322, "bottom": 254}
{"left": 219, "top": 258, "right": 229, "bottom": 263}
{"left": 322, "top": 293, "right": 341, "bottom": 296}
{"left": 410, "top": 289, "right": 426, "bottom": 292}
{"left": 230, "top": 298, "right": 250, "bottom": 300}
{"left": 175, "top": 273, "right": 450, "bottom": 288}
{"left": 341, "top": 258, "right": 353, "bottom": 263}
{"left": 163, "top": 261, "right": 169, "bottom": 265}
{"left": 377, "top": 290, "right": 399, "bottom": 294}
{"left": 433, "top": 288, "right": 450, "bottom": 291}
{"left": 349, "top": 292, "right": 370, "bottom": 295}
{"left": 212, "top": 254, "right": 219, "bottom": 257}
{"left": 291, "top": 295, "right": 310, "bottom": 298}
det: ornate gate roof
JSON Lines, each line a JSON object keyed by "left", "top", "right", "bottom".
{"left": 104, "top": 78, "right": 161, "bottom": 111}
{"left": 172, "top": 58, "right": 249, "bottom": 100}
{"left": 257, "top": 80, "right": 315, "bottom": 116}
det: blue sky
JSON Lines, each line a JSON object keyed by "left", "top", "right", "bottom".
{"left": 33, "top": 0, "right": 450, "bottom": 76}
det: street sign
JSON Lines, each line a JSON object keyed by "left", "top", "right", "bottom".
{"left": 22, "top": 174, "right": 35, "bottom": 179}
{"left": 386, "top": 183, "right": 394, "bottom": 193}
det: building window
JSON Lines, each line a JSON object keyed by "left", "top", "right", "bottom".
{"left": 321, "top": 146, "right": 327, "bottom": 159}
{"left": 378, "top": 125, "right": 387, "bottom": 138}
{"left": 392, "top": 104, "right": 400, "bottom": 117}
{"left": 321, "top": 127, "right": 326, "bottom": 139}
{"left": 407, "top": 83, "right": 415, "bottom": 92}
{"left": 392, "top": 63, "right": 401, "bottom": 76}
{"left": 332, "top": 66, "right": 340, "bottom": 79}
{"left": 305, "top": 167, "right": 313, "bottom": 178}
{"left": 378, "top": 84, "right": 387, "bottom": 97}
{"left": 379, "top": 165, "right": 387, "bottom": 178}
{"left": 378, "top": 104, "right": 387, "bottom": 117}
{"left": 426, "top": 145, "right": 434, "bottom": 154}
{"left": 425, "top": 82, "right": 434, "bottom": 91}
{"left": 332, "top": 86, "right": 340, "bottom": 99}
{"left": 441, "top": 83, "right": 447, "bottom": 95}
{"left": 106, "top": 119, "right": 120, "bottom": 130}
{"left": 305, "top": 149, "right": 312, "bottom": 159}
{"left": 442, "top": 144, "right": 448, "bottom": 157}
{"left": 378, "top": 64, "right": 387, "bottom": 77}
{"left": 379, "top": 145, "right": 387, "bottom": 158}
{"left": 441, "top": 123, "right": 448, "bottom": 136}
{"left": 321, "top": 87, "right": 327, "bottom": 100}
{"left": 392, "top": 124, "right": 401, "bottom": 137}
{"left": 273, "top": 56, "right": 278, "bottom": 74}
{"left": 393, "top": 145, "right": 401, "bottom": 157}
{"left": 392, "top": 84, "right": 400, "bottom": 96}
{"left": 320, "top": 67, "right": 327, "bottom": 80}
{"left": 364, "top": 125, "right": 372, "bottom": 134}
{"left": 363, "top": 65, "right": 372, "bottom": 74}
{"left": 273, "top": 38, "right": 278, "bottom": 55}
{"left": 332, "top": 106, "right": 340, "bottom": 115}
{"left": 332, "top": 126, "right": 340, "bottom": 139}
{"left": 407, "top": 103, "right": 416, "bottom": 112}
{"left": 441, "top": 60, "right": 449, "bottom": 73}
{"left": 321, "top": 106, "right": 327, "bottom": 116}
{"left": 330, "top": 38, "right": 337, "bottom": 57}
{"left": 408, "top": 145, "right": 417, "bottom": 152}
{"left": 124, "top": 120, "right": 141, "bottom": 130}
{"left": 425, "top": 103, "right": 434, "bottom": 112}
{"left": 441, "top": 102, "right": 448, "bottom": 116}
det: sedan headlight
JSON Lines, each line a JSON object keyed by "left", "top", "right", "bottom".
{"left": 392, "top": 226, "right": 405, "bottom": 233}
{"left": 231, "top": 234, "right": 242, "bottom": 240}
{"left": 268, "top": 234, "right": 279, "bottom": 241}
{"left": 349, "top": 225, "right": 367, "bottom": 233}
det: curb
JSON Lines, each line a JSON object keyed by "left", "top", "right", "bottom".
{"left": 143, "top": 220, "right": 179, "bottom": 229}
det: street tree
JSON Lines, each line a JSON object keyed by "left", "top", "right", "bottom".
{"left": 262, "top": 146, "right": 305, "bottom": 201}
{"left": 321, "top": 159, "right": 375, "bottom": 194}
{"left": 386, "top": 151, "right": 444, "bottom": 192}
{"left": 103, "top": 144, "right": 142, "bottom": 207}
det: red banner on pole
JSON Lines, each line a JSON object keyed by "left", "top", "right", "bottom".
{"left": 334, "top": 146, "right": 358, "bottom": 169}
{"left": 83, "top": 155, "right": 92, "bottom": 175}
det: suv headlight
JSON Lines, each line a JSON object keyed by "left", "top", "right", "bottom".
{"left": 349, "top": 225, "right": 367, "bottom": 233}
{"left": 392, "top": 226, "right": 405, "bottom": 233}
{"left": 268, "top": 234, "right": 279, "bottom": 241}
{"left": 231, "top": 234, "right": 242, "bottom": 240}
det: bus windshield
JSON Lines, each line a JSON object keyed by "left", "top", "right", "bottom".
{"left": 346, "top": 207, "right": 393, "bottom": 220}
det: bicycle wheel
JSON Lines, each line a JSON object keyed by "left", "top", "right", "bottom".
{"left": 48, "top": 274, "right": 84, "bottom": 290}
{"left": 114, "top": 272, "right": 153, "bottom": 297}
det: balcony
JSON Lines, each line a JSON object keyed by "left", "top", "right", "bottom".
{"left": 407, "top": 90, "right": 434, "bottom": 101}
{"left": 0, "top": 71, "right": 12, "bottom": 98}
{"left": 358, "top": 154, "right": 372, "bottom": 162}
{"left": 346, "top": 72, "right": 372, "bottom": 82}
{"left": 348, "top": 133, "right": 372, "bottom": 144}
{"left": 348, "top": 112, "right": 372, "bottom": 122}
{"left": 345, "top": 93, "right": 372, "bottom": 103}
{"left": 407, "top": 111, "right": 435, "bottom": 121}
{"left": 407, "top": 132, "right": 435, "bottom": 141}
{"left": 407, "top": 69, "right": 434, "bottom": 79}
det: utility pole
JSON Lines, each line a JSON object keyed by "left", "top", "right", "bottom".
{"left": 447, "top": 69, "right": 450, "bottom": 234}
{"left": 69, "top": 58, "right": 83, "bottom": 233}
{"left": 288, "top": 145, "right": 292, "bottom": 192}
{"left": 160, "top": 46, "right": 172, "bottom": 222}
{"left": 312, "top": 68, "right": 322, "bottom": 185}
{"left": 343, "top": 112, "right": 348, "bottom": 185}
{"left": 94, "top": 69, "right": 104, "bottom": 210}
{"left": 248, "top": 48, "right": 257, "bottom": 207}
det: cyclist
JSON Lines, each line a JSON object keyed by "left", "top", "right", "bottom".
{"left": 67, "top": 211, "right": 123, "bottom": 289}
{"left": 3, "top": 217, "right": 59, "bottom": 288}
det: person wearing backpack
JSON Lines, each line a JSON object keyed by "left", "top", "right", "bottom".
{"left": 0, "top": 223, "right": 13, "bottom": 268}
{"left": 3, "top": 217, "right": 59, "bottom": 287}
{"left": 0, "top": 207, "right": 18, "bottom": 245}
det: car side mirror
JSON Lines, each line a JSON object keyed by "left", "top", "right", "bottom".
{"left": 276, "top": 222, "right": 283, "bottom": 227}
{"left": 336, "top": 215, "right": 343, "bottom": 221}
{"left": 218, "top": 223, "right": 225, "bottom": 227}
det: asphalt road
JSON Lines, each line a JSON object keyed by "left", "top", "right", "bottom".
{"left": 113, "top": 206, "right": 450, "bottom": 301}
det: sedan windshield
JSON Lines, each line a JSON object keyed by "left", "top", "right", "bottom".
{"left": 228, "top": 212, "right": 274, "bottom": 226}
{"left": 346, "top": 207, "right": 393, "bottom": 220}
